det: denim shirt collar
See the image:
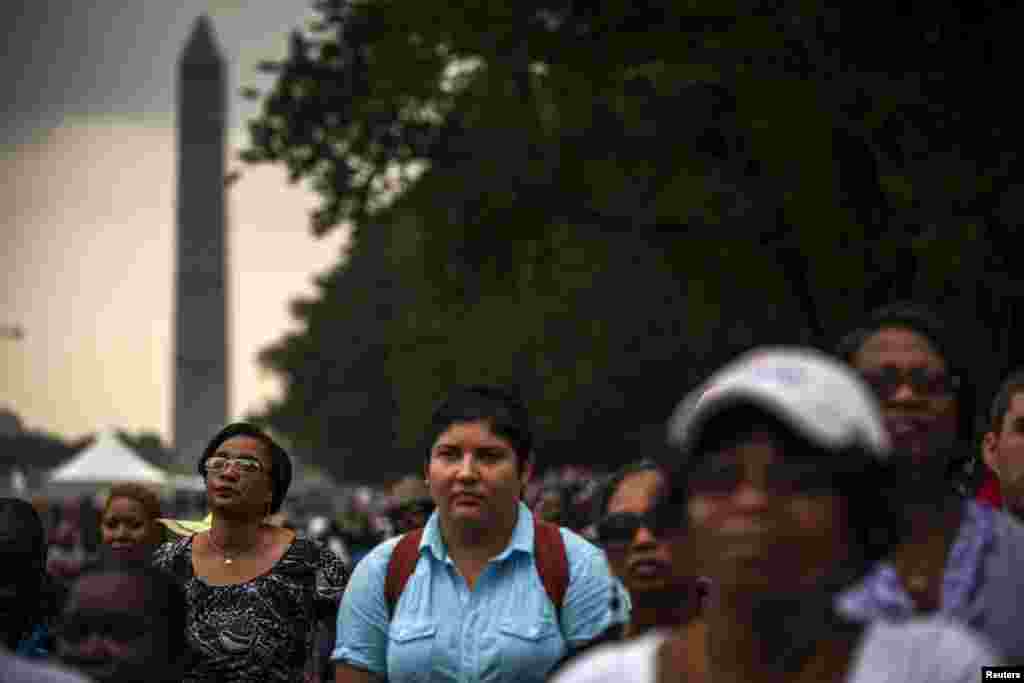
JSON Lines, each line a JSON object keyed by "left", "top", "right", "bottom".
{"left": 420, "top": 501, "right": 535, "bottom": 564}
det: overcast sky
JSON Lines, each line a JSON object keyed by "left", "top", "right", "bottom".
{"left": 1, "top": 1, "right": 350, "bottom": 444}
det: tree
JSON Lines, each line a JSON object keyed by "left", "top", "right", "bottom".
{"left": 115, "top": 430, "right": 179, "bottom": 472}
{"left": 243, "top": 1, "right": 1024, "bottom": 480}
{"left": 255, "top": 226, "right": 403, "bottom": 482}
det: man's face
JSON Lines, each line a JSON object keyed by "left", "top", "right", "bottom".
{"left": 984, "top": 393, "right": 1024, "bottom": 519}
{"left": 57, "top": 573, "right": 170, "bottom": 683}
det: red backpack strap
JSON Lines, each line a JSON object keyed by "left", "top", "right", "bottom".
{"left": 533, "top": 519, "right": 570, "bottom": 623}
{"left": 384, "top": 528, "right": 425, "bottom": 618}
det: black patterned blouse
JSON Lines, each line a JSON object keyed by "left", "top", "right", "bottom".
{"left": 152, "top": 534, "right": 348, "bottom": 683}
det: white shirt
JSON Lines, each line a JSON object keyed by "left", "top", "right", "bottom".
{"left": 551, "top": 617, "right": 1000, "bottom": 683}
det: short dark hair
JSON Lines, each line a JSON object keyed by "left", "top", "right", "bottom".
{"left": 989, "top": 368, "right": 1024, "bottom": 434}
{"left": 835, "top": 301, "right": 976, "bottom": 444}
{"left": 71, "top": 560, "right": 188, "bottom": 659}
{"left": 593, "top": 460, "right": 662, "bottom": 520}
{"left": 198, "top": 422, "right": 292, "bottom": 514}
{"left": 424, "top": 385, "right": 535, "bottom": 466}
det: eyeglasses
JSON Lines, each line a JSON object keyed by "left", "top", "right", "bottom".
{"left": 859, "top": 367, "right": 959, "bottom": 401}
{"left": 203, "top": 455, "right": 266, "bottom": 475}
{"left": 596, "top": 510, "right": 681, "bottom": 549}
{"left": 687, "top": 460, "right": 843, "bottom": 498}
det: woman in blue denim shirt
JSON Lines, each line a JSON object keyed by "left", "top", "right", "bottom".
{"left": 332, "top": 385, "right": 624, "bottom": 683}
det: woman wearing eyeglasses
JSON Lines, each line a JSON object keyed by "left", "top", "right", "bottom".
{"left": 151, "top": 422, "right": 349, "bottom": 683}
{"left": 591, "top": 461, "right": 700, "bottom": 640}
{"left": 553, "top": 348, "right": 999, "bottom": 683}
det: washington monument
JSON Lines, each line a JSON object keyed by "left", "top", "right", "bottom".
{"left": 173, "top": 15, "right": 228, "bottom": 465}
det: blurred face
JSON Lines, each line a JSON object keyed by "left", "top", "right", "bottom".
{"left": 687, "top": 429, "right": 849, "bottom": 597}
{"left": 203, "top": 435, "right": 275, "bottom": 518}
{"left": 101, "top": 497, "right": 160, "bottom": 549}
{"left": 426, "top": 420, "right": 532, "bottom": 532}
{"left": 600, "top": 470, "right": 690, "bottom": 604}
{"left": 853, "top": 326, "right": 958, "bottom": 464}
{"left": 984, "top": 393, "right": 1024, "bottom": 519}
{"left": 536, "top": 490, "right": 564, "bottom": 524}
{"left": 390, "top": 500, "right": 434, "bottom": 535}
{"left": 57, "top": 573, "right": 169, "bottom": 683}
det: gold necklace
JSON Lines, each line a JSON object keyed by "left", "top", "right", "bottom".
{"left": 206, "top": 531, "right": 258, "bottom": 566}
{"left": 906, "top": 573, "right": 931, "bottom": 593}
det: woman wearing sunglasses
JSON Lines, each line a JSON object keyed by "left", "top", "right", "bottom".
{"left": 592, "top": 461, "right": 701, "bottom": 640}
{"left": 385, "top": 475, "right": 435, "bottom": 536}
{"left": 151, "top": 422, "right": 348, "bottom": 682}
{"left": 837, "top": 303, "right": 1024, "bottom": 662}
{"left": 554, "top": 348, "right": 998, "bottom": 683}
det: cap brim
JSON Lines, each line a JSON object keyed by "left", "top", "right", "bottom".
{"left": 668, "top": 383, "right": 835, "bottom": 463}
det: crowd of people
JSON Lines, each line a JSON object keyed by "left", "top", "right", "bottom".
{"left": 3, "top": 302, "right": 1024, "bottom": 682}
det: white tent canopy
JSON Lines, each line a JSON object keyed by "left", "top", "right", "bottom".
{"left": 48, "top": 430, "right": 170, "bottom": 487}
{"left": 169, "top": 473, "right": 206, "bottom": 492}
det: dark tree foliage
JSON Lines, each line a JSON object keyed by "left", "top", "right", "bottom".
{"left": 116, "top": 431, "right": 177, "bottom": 471}
{"left": 243, "top": 0, "right": 1024, "bottom": 483}
{"left": 0, "top": 432, "right": 80, "bottom": 470}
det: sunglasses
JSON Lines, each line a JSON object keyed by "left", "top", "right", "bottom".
{"left": 859, "top": 367, "right": 959, "bottom": 401}
{"left": 596, "top": 509, "right": 681, "bottom": 549}
{"left": 687, "top": 459, "right": 843, "bottom": 497}
{"left": 203, "top": 455, "right": 266, "bottom": 475}
{"left": 388, "top": 500, "right": 434, "bottom": 521}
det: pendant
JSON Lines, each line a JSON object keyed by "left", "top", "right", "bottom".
{"left": 907, "top": 574, "right": 928, "bottom": 592}
{"left": 224, "top": 557, "right": 233, "bottom": 565}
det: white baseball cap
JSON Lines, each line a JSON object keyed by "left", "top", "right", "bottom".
{"left": 667, "top": 347, "right": 890, "bottom": 461}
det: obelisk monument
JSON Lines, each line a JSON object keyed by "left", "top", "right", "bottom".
{"left": 173, "top": 15, "right": 228, "bottom": 466}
